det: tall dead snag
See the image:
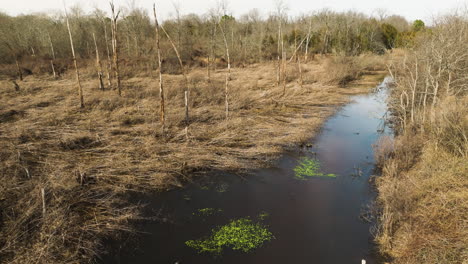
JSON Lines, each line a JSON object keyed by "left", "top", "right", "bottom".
{"left": 282, "top": 51, "right": 287, "bottom": 96}
{"left": 103, "top": 20, "right": 112, "bottom": 88}
{"left": 92, "top": 33, "right": 105, "bottom": 90}
{"left": 305, "top": 17, "right": 312, "bottom": 61}
{"left": 159, "top": 15, "right": 190, "bottom": 130}
{"left": 298, "top": 56, "right": 304, "bottom": 88}
{"left": 276, "top": 18, "right": 282, "bottom": 87}
{"left": 110, "top": 1, "right": 122, "bottom": 96}
{"left": 48, "top": 33, "right": 57, "bottom": 79}
{"left": 218, "top": 19, "right": 231, "bottom": 119}
{"left": 153, "top": 4, "right": 165, "bottom": 133}
{"left": 65, "top": 8, "right": 84, "bottom": 108}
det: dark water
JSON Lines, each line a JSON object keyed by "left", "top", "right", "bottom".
{"left": 102, "top": 78, "right": 392, "bottom": 264}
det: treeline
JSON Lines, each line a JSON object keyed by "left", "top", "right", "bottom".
{"left": 0, "top": 5, "right": 425, "bottom": 73}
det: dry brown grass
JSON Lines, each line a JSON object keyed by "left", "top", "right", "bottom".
{"left": 0, "top": 56, "right": 386, "bottom": 263}
{"left": 375, "top": 96, "right": 468, "bottom": 264}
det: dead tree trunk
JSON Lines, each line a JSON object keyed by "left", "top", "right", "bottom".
{"left": 160, "top": 19, "right": 189, "bottom": 126}
{"left": 110, "top": 1, "right": 122, "bottom": 96}
{"left": 276, "top": 18, "right": 282, "bottom": 87}
{"left": 305, "top": 17, "right": 312, "bottom": 61}
{"left": 65, "top": 11, "right": 84, "bottom": 108}
{"left": 92, "top": 33, "right": 105, "bottom": 90}
{"left": 15, "top": 57, "right": 23, "bottom": 81}
{"left": 219, "top": 21, "right": 231, "bottom": 119}
{"left": 103, "top": 20, "right": 112, "bottom": 88}
{"left": 48, "top": 34, "right": 57, "bottom": 79}
{"left": 282, "top": 51, "right": 287, "bottom": 96}
{"left": 153, "top": 4, "right": 165, "bottom": 134}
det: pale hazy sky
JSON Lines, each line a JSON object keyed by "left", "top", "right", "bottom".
{"left": 1, "top": 0, "right": 467, "bottom": 21}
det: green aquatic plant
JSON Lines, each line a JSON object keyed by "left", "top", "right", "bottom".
{"left": 258, "top": 211, "right": 270, "bottom": 221}
{"left": 293, "top": 157, "right": 337, "bottom": 180}
{"left": 193, "top": 208, "right": 223, "bottom": 217}
{"left": 185, "top": 218, "right": 274, "bottom": 255}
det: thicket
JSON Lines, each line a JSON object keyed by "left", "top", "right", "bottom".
{"left": 375, "top": 11, "right": 467, "bottom": 264}
{"left": 0, "top": 6, "right": 423, "bottom": 77}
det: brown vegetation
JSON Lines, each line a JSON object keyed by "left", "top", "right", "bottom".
{"left": 0, "top": 53, "right": 386, "bottom": 263}
{"left": 374, "top": 12, "right": 468, "bottom": 264}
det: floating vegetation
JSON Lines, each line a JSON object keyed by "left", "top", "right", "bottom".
{"left": 185, "top": 218, "right": 274, "bottom": 255}
{"left": 257, "top": 211, "right": 270, "bottom": 221}
{"left": 199, "top": 185, "right": 210, "bottom": 191}
{"left": 293, "top": 157, "right": 337, "bottom": 180}
{"left": 216, "top": 183, "right": 229, "bottom": 193}
{"left": 193, "top": 208, "right": 223, "bottom": 217}
{"left": 183, "top": 195, "right": 191, "bottom": 201}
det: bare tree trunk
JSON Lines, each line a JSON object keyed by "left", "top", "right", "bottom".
{"left": 298, "top": 56, "right": 303, "bottom": 88}
{"left": 110, "top": 1, "right": 122, "bottom": 96}
{"left": 282, "top": 51, "right": 287, "bottom": 96}
{"left": 92, "top": 33, "right": 105, "bottom": 90}
{"left": 219, "top": 21, "right": 231, "bottom": 119}
{"left": 15, "top": 57, "right": 23, "bottom": 81}
{"left": 153, "top": 4, "right": 165, "bottom": 134}
{"left": 65, "top": 12, "right": 84, "bottom": 108}
{"left": 276, "top": 18, "right": 282, "bottom": 87}
{"left": 50, "top": 60, "right": 56, "bottom": 79}
{"left": 305, "top": 17, "right": 312, "bottom": 61}
{"left": 103, "top": 20, "right": 112, "bottom": 88}
{"left": 159, "top": 12, "right": 190, "bottom": 129}
{"left": 48, "top": 33, "right": 57, "bottom": 79}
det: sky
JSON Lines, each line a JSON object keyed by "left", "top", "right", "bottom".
{"left": 1, "top": 0, "right": 467, "bottom": 22}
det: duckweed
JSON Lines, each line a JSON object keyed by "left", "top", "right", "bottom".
{"left": 293, "top": 157, "right": 337, "bottom": 180}
{"left": 185, "top": 218, "right": 274, "bottom": 255}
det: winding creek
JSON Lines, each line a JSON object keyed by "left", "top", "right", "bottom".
{"left": 103, "top": 77, "right": 392, "bottom": 264}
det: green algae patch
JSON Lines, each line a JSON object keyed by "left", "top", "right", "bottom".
{"left": 193, "top": 208, "right": 223, "bottom": 217}
{"left": 185, "top": 218, "right": 274, "bottom": 255}
{"left": 293, "top": 157, "right": 337, "bottom": 180}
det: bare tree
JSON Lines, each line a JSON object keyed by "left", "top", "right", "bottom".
{"left": 219, "top": 16, "right": 231, "bottom": 119}
{"left": 92, "top": 33, "right": 105, "bottom": 90}
{"left": 64, "top": 5, "right": 84, "bottom": 108}
{"left": 159, "top": 12, "right": 190, "bottom": 132}
{"left": 110, "top": 1, "right": 122, "bottom": 96}
{"left": 47, "top": 33, "right": 57, "bottom": 79}
{"left": 153, "top": 4, "right": 165, "bottom": 133}
{"left": 103, "top": 19, "right": 112, "bottom": 88}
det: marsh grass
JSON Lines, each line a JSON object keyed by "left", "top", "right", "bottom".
{"left": 0, "top": 56, "right": 385, "bottom": 263}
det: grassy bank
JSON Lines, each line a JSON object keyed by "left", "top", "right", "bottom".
{"left": 0, "top": 54, "right": 386, "bottom": 263}
{"left": 374, "top": 13, "right": 468, "bottom": 264}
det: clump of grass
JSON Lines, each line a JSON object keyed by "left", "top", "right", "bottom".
{"left": 293, "top": 157, "right": 337, "bottom": 180}
{"left": 185, "top": 218, "right": 274, "bottom": 255}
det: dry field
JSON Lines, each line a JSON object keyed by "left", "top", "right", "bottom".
{"left": 0, "top": 54, "right": 386, "bottom": 263}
